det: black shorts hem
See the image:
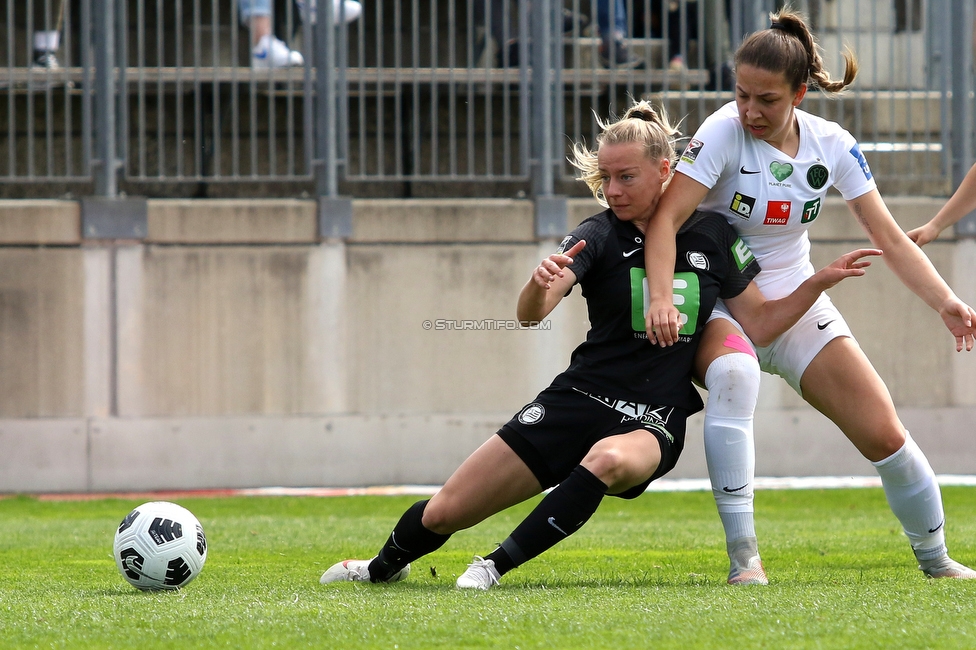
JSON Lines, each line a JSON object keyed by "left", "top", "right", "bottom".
{"left": 497, "top": 424, "right": 560, "bottom": 489}
{"left": 499, "top": 418, "right": 683, "bottom": 499}
{"left": 612, "top": 432, "right": 680, "bottom": 500}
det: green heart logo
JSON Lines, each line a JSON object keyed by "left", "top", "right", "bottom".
{"left": 770, "top": 161, "right": 793, "bottom": 182}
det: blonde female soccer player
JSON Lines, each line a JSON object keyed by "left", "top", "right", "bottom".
{"left": 319, "top": 100, "right": 878, "bottom": 589}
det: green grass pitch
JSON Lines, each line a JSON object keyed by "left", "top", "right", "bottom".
{"left": 1, "top": 487, "right": 975, "bottom": 649}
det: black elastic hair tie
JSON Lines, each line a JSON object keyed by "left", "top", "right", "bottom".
{"left": 770, "top": 21, "right": 787, "bottom": 31}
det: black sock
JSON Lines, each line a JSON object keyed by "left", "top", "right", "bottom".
{"left": 368, "top": 500, "right": 451, "bottom": 582}
{"left": 486, "top": 465, "right": 608, "bottom": 576}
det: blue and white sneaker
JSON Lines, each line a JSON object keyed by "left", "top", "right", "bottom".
{"left": 251, "top": 35, "right": 304, "bottom": 68}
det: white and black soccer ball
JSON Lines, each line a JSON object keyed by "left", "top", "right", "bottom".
{"left": 113, "top": 501, "right": 208, "bottom": 590}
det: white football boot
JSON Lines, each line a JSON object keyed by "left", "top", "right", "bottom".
{"left": 456, "top": 556, "right": 501, "bottom": 590}
{"left": 319, "top": 558, "right": 410, "bottom": 584}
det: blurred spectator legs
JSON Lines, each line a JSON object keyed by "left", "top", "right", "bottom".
{"left": 32, "top": 0, "right": 66, "bottom": 69}
{"left": 597, "top": 0, "right": 644, "bottom": 68}
{"left": 239, "top": 0, "right": 304, "bottom": 67}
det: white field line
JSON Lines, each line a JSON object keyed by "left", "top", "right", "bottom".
{"left": 24, "top": 475, "right": 976, "bottom": 501}
{"left": 237, "top": 475, "right": 976, "bottom": 497}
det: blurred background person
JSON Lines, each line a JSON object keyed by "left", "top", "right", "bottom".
{"left": 31, "top": 0, "right": 66, "bottom": 70}
{"left": 239, "top": 0, "right": 362, "bottom": 68}
{"left": 473, "top": 1, "right": 588, "bottom": 68}
{"left": 630, "top": 0, "right": 733, "bottom": 89}
{"left": 596, "top": 0, "right": 645, "bottom": 68}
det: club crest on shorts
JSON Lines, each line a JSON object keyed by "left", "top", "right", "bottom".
{"left": 686, "top": 251, "right": 709, "bottom": 270}
{"left": 518, "top": 403, "right": 546, "bottom": 425}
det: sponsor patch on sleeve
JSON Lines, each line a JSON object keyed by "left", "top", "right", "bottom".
{"left": 731, "top": 237, "right": 755, "bottom": 271}
{"left": 680, "top": 139, "right": 704, "bottom": 164}
{"left": 555, "top": 234, "right": 574, "bottom": 254}
{"left": 849, "top": 144, "right": 872, "bottom": 180}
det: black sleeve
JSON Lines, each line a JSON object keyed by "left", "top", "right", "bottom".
{"left": 719, "top": 232, "right": 761, "bottom": 300}
{"left": 555, "top": 214, "right": 611, "bottom": 285}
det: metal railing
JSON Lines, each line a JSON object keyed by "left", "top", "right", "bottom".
{"left": 1, "top": 0, "right": 975, "bottom": 230}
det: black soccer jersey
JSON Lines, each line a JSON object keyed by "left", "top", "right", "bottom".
{"left": 549, "top": 209, "right": 760, "bottom": 412}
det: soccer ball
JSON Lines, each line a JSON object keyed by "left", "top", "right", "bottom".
{"left": 113, "top": 501, "right": 208, "bottom": 590}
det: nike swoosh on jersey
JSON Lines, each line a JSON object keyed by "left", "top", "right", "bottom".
{"left": 817, "top": 320, "right": 835, "bottom": 330}
{"left": 622, "top": 248, "right": 641, "bottom": 257}
{"left": 739, "top": 166, "right": 761, "bottom": 174}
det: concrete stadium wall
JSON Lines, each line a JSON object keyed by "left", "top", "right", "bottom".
{"left": 0, "top": 196, "right": 974, "bottom": 492}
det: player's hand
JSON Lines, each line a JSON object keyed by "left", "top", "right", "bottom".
{"left": 811, "top": 248, "right": 882, "bottom": 290}
{"left": 645, "top": 299, "right": 681, "bottom": 347}
{"left": 938, "top": 298, "right": 976, "bottom": 352}
{"left": 906, "top": 223, "right": 940, "bottom": 247}
{"left": 532, "top": 239, "right": 586, "bottom": 290}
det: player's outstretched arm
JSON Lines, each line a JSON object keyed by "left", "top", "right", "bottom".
{"left": 516, "top": 240, "right": 585, "bottom": 326}
{"left": 849, "top": 189, "right": 976, "bottom": 351}
{"left": 908, "top": 163, "right": 976, "bottom": 246}
{"left": 643, "top": 173, "right": 709, "bottom": 346}
{"left": 725, "top": 248, "right": 881, "bottom": 348}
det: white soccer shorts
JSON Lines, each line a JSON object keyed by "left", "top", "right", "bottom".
{"left": 707, "top": 292, "right": 853, "bottom": 394}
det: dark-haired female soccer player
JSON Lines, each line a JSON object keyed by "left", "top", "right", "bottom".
{"left": 642, "top": 7, "right": 976, "bottom": 582}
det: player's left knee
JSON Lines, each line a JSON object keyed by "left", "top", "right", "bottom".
{"left": 581, "top": 445, "right": 626, "bottom": 484}
{"left": 867, "top": 426, "right": 911, "bottom": 463}
{"left": 420, "top": 496, "right": 461, "bottom": 535}
{"left": 705, "top": 352, "right": 761, "bottom": 416}
{"left": 582, "top": 443, "right": 650, "bottom": 492}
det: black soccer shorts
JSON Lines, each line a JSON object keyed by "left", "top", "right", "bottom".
{"left": 498, "top": 384, "right": 687, "bottom": 499}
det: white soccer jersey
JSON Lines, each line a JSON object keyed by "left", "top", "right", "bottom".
{"left": 676, "top": 102, "right": 876, "bottom": 299}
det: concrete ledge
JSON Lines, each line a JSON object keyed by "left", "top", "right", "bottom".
{"left": 0, "top": 200, "right": 80, "bottom": 245}
{"left": 675, "top": 407, "right": 976, "bottom": 480}
{"left": 0, "top": 197, "right": 954, "bottom": 246}
{"left": 87, "top": 414, "right": 503, "bottom": 492}
{"left": 2, "top": 408, "right": 974, "bottom": 493}
{"left": 148, "top": 199, "right": 318, "bottom": 244}
{"left": 0, "top": 419, "right": 89, "bottom": 492}
{"left": 351, "top": 199, "right": 536, "bottom": 243}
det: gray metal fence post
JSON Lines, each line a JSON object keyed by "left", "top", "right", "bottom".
{"left": 83, "top": 0, "right": 146, "bottom": 239}
{"left": 93, "top": 0, "right": 116, "bottom": 198}
{"left": 950, "top": 0, "right": 976, "bottom": 237}
{"left": 315, "top": 0, "right": 352, "bottom": 239}
{"left": 530, "top": 0, "right": 566, "bottom": 239}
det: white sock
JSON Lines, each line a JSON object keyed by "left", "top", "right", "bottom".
{"left": 703, "top": 352, "right": 761, "bottom": 545}
{"left": 296, "top": 0, "right": 363, "bottom": 25}
{"left": 872, "top": 431, "right": 947, "bottom": 561}
{"left": 33, "top": 30, "right": 60, "bottom": 53}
